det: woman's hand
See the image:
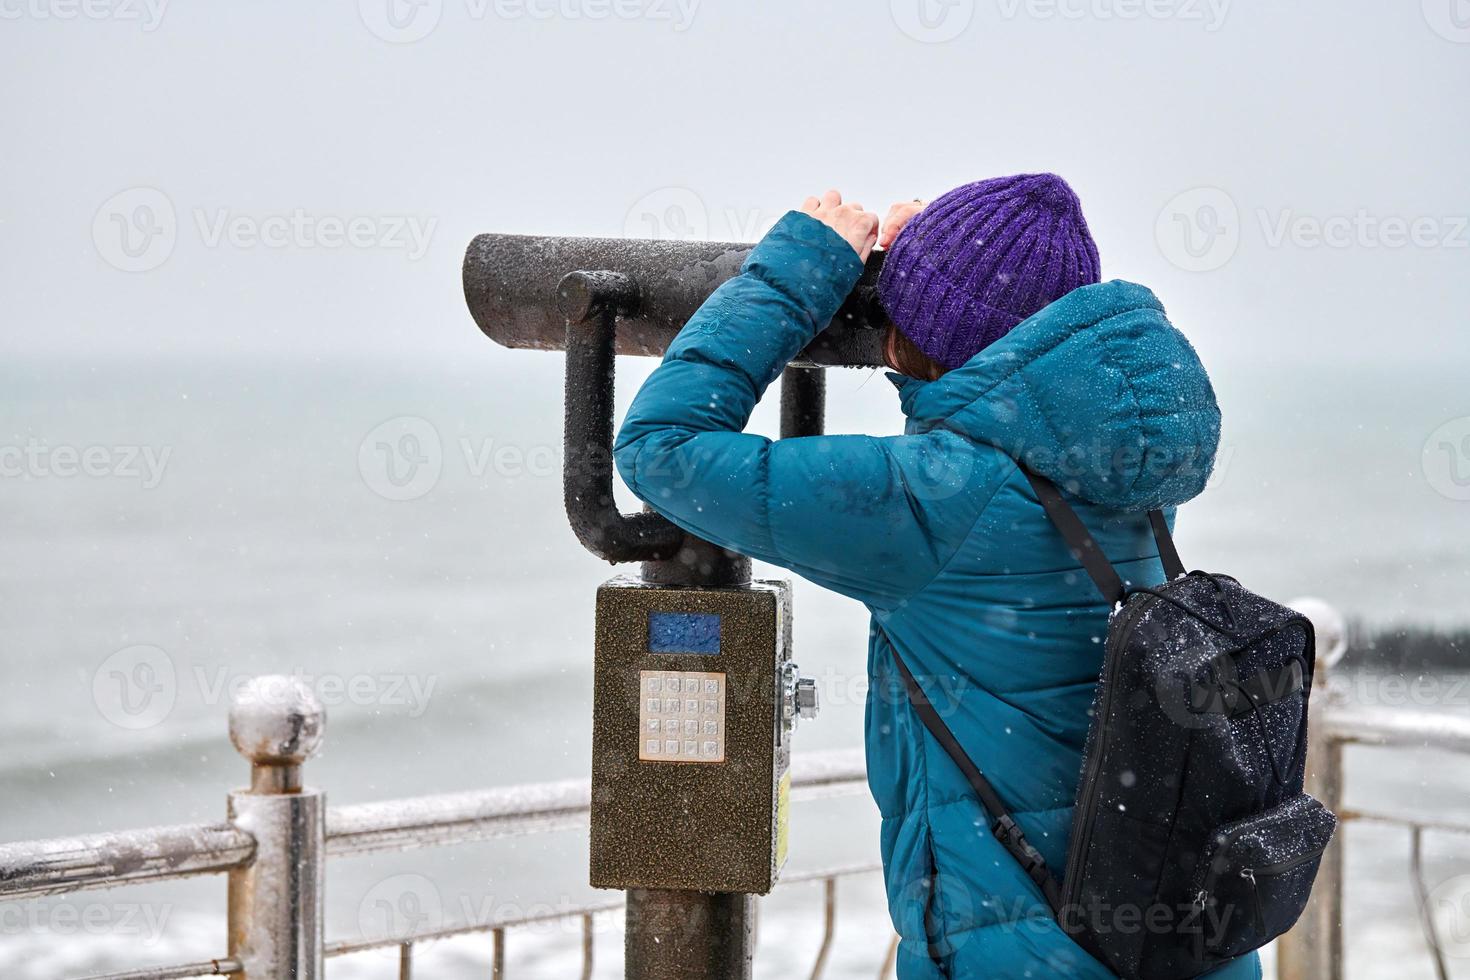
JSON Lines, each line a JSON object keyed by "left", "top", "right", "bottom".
{"left": 878, "top": 199, "right": 926, "bottom": 250}
{"left": 799, "top": 190, "right": 880, "bottom": 262}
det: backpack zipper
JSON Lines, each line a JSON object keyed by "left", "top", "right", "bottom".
{"left": 1060, "top": 592, "right": 1155, "bottom": 908}
{"left": 1185, "top": 889, "right": 1210, "bottom": 960}
{"left": 1198, "top": 839, "right": 1329, "bottom": 945}
{"left": 1199, "top": 826, "right": 1329, "bottom": 899}
{"left": 1239, "top": 869, "right": 1265, "bottom": 934}
{"left": 1249, "top": 842, "right": 1330, "bottom": 878}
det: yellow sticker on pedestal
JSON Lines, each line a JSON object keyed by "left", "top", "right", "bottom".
{"left": 775, "top": 770, "right": 791, "bottom": 869}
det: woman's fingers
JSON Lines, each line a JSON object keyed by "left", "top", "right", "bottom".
{"left": 839, "top": 208, "right": 880, "bottom": 262}
{"left": 878, "top": 199, "right": 926, "bottom": 250}
{"left": 794, "top": 189, "right": 880, "bottom": 260}
{"left": 877, "top": 203, "right": 907, "bottom": 248}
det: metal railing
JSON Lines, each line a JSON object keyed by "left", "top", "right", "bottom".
{"left": 0, "top": 679, "right": 875, "bottom": 980}
{"left": 4, "top": 609, "right": 1469, "bottom": 979}
{"left": 1276, "top": 690, "right": 1470, "bottom": 980}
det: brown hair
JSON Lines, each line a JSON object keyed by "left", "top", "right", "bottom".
{"left": 882, "top": 324, "right": 947, "bottom": 382}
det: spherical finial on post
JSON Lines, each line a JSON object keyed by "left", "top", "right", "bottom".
{"left": 1289, "top": 597, "right": 1348, "bottom": 671}
{"left": 229, "top": 675, "right": 325, "bottom": 794}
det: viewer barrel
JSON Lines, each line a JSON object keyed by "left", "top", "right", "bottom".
{"left": 462, "top": 232, "right": 891, "bottom": 367}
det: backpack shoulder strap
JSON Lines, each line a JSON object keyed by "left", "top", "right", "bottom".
{"left": 889, "top": 646, "right": 1064, "bottom": 912}
{"left": 1021, "top": 468, "right": 1187, "bottom": 602}
{"left": 1148, "top": 509, "right": 1186, "bottom": 580}
{"left": 1020, "top": 468, "right": 1126, "bottom": 605}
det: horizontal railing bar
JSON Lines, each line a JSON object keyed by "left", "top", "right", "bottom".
{"left": 25, "top": 691, "right": 1466, "bottom": 978}
{"left": 73, "top": 958, "right": 240, "bottom": 980}
{"left": 1340, "top": 808, "right": 1470, "bottom": 836}
{"left": 787, "top": 748, "right": 868, "bottom": 794}
{"left": 1325, "top": 704, "right": 1470, "bottom": 753}
{"left": 15, "top": 703, "right": 1470, "bottom": 910}
{"left": 0, "top": 823, "right": 255, "bottom": 901}
{"left": 327, "top": 778, "right": 591, "bottom": 857}
{"left": 325, "top": 898, "right": 626, "bottom": 958}
{"left": 0, "top": 751, "right": 869, "bottom": 904}
{"left": 325, "top": 863, "right": 882, "bottom": 958}
{"left": 326, "top": 748, "right": 868, "bottom": 858}
{"left": 779, "top": 862, "right": 882, "bottom": 885}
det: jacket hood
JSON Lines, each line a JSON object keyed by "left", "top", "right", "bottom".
{"left": 890, "top": 280, "right": 1220, "bottom": 511}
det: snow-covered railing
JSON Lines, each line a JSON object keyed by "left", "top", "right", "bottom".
{"left": 0, "top": 680, "right": 874, "bottom": 980}
{"left": 1276, "top": 601, "right": 1470, "bottom": 980}
{"left": 3, "top": 600, "right": 1468, "bottom": 980}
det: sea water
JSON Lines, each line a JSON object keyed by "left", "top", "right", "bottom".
{"left": 1, "top": 355, "right": 1466, "bottom": 978}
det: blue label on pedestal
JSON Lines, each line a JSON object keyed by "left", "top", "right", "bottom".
{"left": 647, "top": 612, "right": 721, "bottom": 655}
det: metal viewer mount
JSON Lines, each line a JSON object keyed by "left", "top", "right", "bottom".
{"left": 464, "top": 232, "right": 886, "bottom": 980}
{"left": 464, "top": 232, "right": 890, "bottom": 579}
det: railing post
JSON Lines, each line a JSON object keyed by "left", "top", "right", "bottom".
{"left": 226, "top": 675, "right": 327, "bottom": 979}
{"left": 1278, "top": 598, "right": 1348, "bottom": 980}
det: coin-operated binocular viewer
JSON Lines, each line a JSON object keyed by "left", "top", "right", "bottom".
{"left": 463, "top": 230, "right": 888, "bottom": 978}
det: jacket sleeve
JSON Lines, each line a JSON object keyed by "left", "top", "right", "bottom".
{"left": 614, "top": 211, "right": 983, "bottom": 609}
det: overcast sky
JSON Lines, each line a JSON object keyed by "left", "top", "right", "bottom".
{"left": 3, "top": 0, "right": 1468, "bottom": 374}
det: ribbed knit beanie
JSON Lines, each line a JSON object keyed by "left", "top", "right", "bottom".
{"left": 878, "top": 173, "right": 1101, "bottom": 371}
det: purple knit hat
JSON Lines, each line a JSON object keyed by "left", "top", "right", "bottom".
{"left": 878, "top": 173, "right": 1101, "bottom": 371}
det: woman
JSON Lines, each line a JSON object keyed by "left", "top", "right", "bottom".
{"left": 613, "top": 176, "right": 1253, "bottom": 979}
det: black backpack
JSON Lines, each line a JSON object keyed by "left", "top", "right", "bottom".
{"left": 892, "top": 468, "right": 1336, "bottom": 979}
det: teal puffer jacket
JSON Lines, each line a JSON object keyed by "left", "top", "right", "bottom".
{"left": 615, "top": 212, "right": 1259, "bottom": 980}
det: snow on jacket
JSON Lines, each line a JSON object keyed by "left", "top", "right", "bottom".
{"left": 614, "top": 211, "right": 1259, "bottom": 980}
